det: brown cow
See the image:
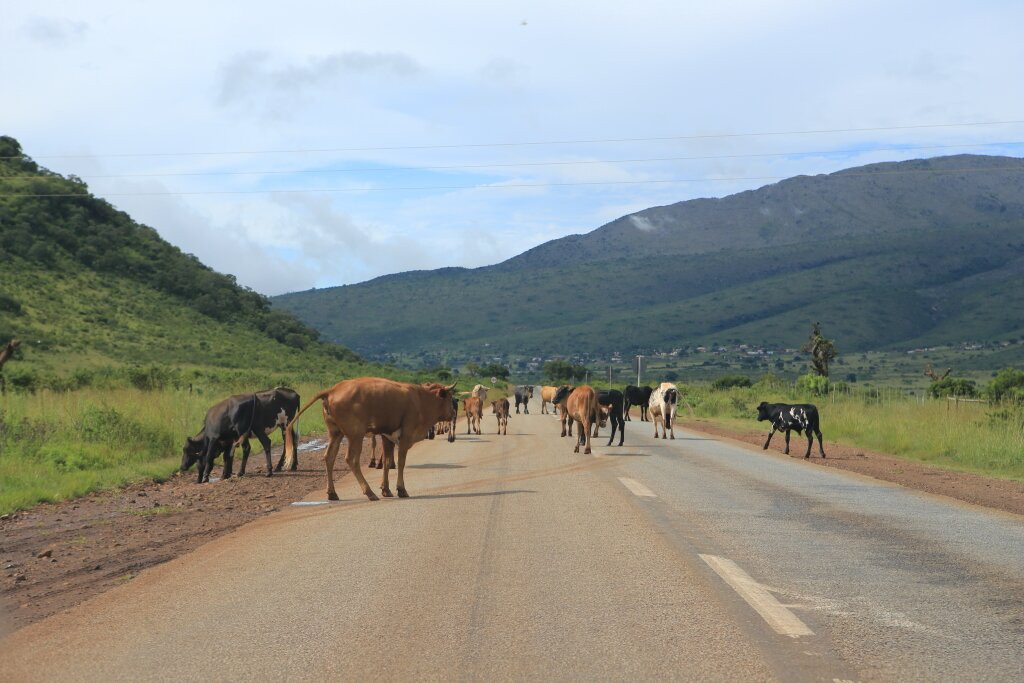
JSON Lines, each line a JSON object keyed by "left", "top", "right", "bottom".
{"left": 463, "top": 396, "right": 483, "bottom": 435}
{"left": 285, "top": 378, "right": 456, "bottom": 501}
{"left": 539, "top": 385, "right": 559, "bottom": 414}
{"left": 491, "top": 398, "right": 510, "bottom": 435}
{"left": 553, "top": 385, "right": 599, "bottom": 455}
{"left": 551, "top": 384, "right": 575, "bottom": 437}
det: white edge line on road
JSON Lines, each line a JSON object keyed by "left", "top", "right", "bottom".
{"left": 618, "top": 477, "right": 657, "bottom": 498}
{"left": 700, "top": 554, "right": 814, "bottom": 638}
{"left": 291, "top": 501, "right": 330, "bottom": 506}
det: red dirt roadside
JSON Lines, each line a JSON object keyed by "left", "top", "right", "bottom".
{"left": 0, "top": 436, "right": 367, "bottom": 635}
{"left": 679, "top": 418, "right": 1024, "bottom": 517}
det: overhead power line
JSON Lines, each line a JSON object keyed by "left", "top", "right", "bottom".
{"left": 5, "top": 119, "right": 1024, "bottom": 160}
{"left": 2, "top": 164, "right": 1022, "bottom": 198}
{"left": 4, "top": 140, "right": 1022, "bottom": 180}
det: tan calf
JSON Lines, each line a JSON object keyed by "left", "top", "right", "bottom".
{"left": 564, "top": 386, "right": 599, "bottom": 455}
{"left": 463, "top": 396, "right": 483, "bottom": 435}
{"left": 491, "top": 398, "right": 510, "bottom": 435}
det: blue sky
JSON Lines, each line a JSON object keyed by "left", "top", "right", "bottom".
{"left": 4, "top": 1, "right": 1024, "bottom": 294}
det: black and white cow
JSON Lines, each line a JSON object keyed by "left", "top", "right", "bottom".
{"left": 514, "top": 385, "right": 534, "bottom": 414}
{"left": 623, "top": 385, "right": 654, "bottom": 421}
{"left": 756, "top": 402, "right": 825, "bottom": 458}
{"left": 649, "top": 383, "right": 679, "bottom": 439}
{"left": 596, "top": 389, "right": 625, "bottom": 446}
{"left": 181, "top": 387, "right": 301, "bottom": 483}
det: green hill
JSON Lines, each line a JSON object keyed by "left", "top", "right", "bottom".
{"left": 273, "top": 154, "right": 1024, "bottom": 364}
{"left": 0, "top": 135, "right": 373, "bottom": 389}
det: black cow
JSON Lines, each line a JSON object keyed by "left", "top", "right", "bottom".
{"left": 623, "top": 385, "right": 654, "bottom": 421}
{"left": 596, "top": 389, "right": 625, "bottom": 446}
{"left": 756, "top": 402, "right": 825, "bottom": 458}
{"left": 181, "top": 387, "right": 301, "bottom": 483}
{"left": 514, "top": 385, "right": 534, "bottom": 414}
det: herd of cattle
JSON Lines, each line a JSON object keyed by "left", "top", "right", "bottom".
{"left": 181, "top": 378, "right": 825, "bottom": 501}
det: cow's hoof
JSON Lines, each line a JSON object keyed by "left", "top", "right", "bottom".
{"left": 670, "top": 435, "right": 675, "bottom": 440}
{"left": 274, "top": 465, "right": 282, "bottom": 472}
{"left": 327, "top": 491, "right": 339, "bottom": 501}
{"left": 381, "top": 487, "right": 393, "bottom": 497}
{"left": 265, "top": 471, "right": 273, "bottom": 477}
{"left": 365, "top": 490, "right": 379, "bottom": 501}
{"left": 290, "top": 465, "right": 298, "bottom": 472}
{"left": 584, "top": 448, "right": 592, "bottom": 455}
{"left": 397, "top": 487, "right": 409, "bottom": 498}
{"left": 821, "top": 453, "right": 826, "bottom": 458}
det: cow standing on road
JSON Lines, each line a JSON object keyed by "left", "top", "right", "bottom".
{"left": 756, "top": 402, "right": 825, "bottom": 458}
{"left": 553, "top": 385, "right": 599, "bottom": 455}
{"left": 539, "top": 385, "right": 559, "bottom": 414}
{"left": 514, "top": 385, "right": 534, "bottom": 414}
{"left": 285, "top": 378, "right": 457, "bottom": 501}
{"left": 492, "top": 398, "right": 510, "bottom": 435}
{"left": 464, "top": 396, "right": 483, "bottom": 435}
{"left": 649, "top": 383, "right": 679, "bottom": 439}
{"left": 181, "top": 387, "right": 301, "bottom": 483}
{"left": 623, "top": 385, "right": 654, "bottom": 421}
{"left": 597, "top": 389, "right": 625, "bottom": 446}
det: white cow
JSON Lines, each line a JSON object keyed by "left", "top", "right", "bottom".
{"left": 648, "top": 382, "right": 679, "bottom": 439}
{"left": 470, "top": 384, "right": 489, "bottom": 403}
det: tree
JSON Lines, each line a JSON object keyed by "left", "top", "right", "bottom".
{"left": 800, "top": 322, "right": 837, "bottom": 377}
{"left": 480, "top": 363, "right": 510, "bottom": 380}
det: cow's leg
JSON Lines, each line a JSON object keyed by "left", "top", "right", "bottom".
{"left": 668, "top": 413, "right": 675, "bottom": 440}
{"left": 395, "top": 441, "right": 411, "bottom": 498}
{"left": 582, "top": 418, "right": 592, "bottom": 455}
{"left": 198, "top": 440, "right": 217, "bottom": 483}
{"left": 642, "top": 405, "right": 648, "bottom": 422}
{"left": 222, "top": 443, "right": 235, "bottom": 480}
{"left": 255, "top": 432, "right": 274, "bottom": 476}
{"left": 805, "top": 430, "right": 814, "bottom": 458}
{"left": 345, "top": 433, "right": 377, "bottom": 501}
{"left": 238, "top": 439, "right": 251, "bottom": 476}
{"left": 617, "top": 414, "right": 625, "bottom": 446}
{"left": 323, "top": 431, "right": 344, "bottom": 501}
{"left": 524, "top": 401, "right": 529, "bottom": 415}
{"left": 815, "top": 428, "right": 826, "bottom": 457}
{"left": 574, "top": 420, "right": 583, "bottom": 453}
{"left": 379, "top": 439, "right": 395, "bottom": 497}
{"left": 623, "top": 400, "right": 631, "bottom": 421}
{"left": 762, "top": 428, "right": 776, "bottom": 450}
{"left": 560, "top": 411, "right": 567, "bottom": 437}
{"left": 274, "top": 426, "right": 287, "bottom": 471}
{"left": 783, "top": 429, "right": 791, "bottom": 455}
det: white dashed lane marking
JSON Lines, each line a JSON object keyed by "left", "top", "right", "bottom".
{"left": 290, "top": 501, "right": 330, "bottom": 507}
{"left": 618, "top": 477, "right": 657, "bottom": 498}
{"left": 700, "top": 554, "right": 814, "bottom": 638}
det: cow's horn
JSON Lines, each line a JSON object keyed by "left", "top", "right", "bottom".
{"left": 445, "top": 382, "right": 458, "bottom": 391}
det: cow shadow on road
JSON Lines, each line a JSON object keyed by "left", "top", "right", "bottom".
{"left": 408, "top": 463, "right": 466, "bottom": 469}
{"left": 413, "top": 489, "right": 534, "bottom": 501}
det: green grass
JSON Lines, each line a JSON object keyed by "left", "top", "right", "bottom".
{"left": 679, "top": 383, "right": 1024, "bottom": 481}
{"left": 0, "top": 383, "right": 338, "bottom": 515}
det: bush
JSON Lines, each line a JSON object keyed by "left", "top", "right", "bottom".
{"left": 754, "top": 373, "right": 787, "bottom": 390}
{"left": 796, "top": 372, "right": 830, "bottom": 396}
{"left": 985, "top": 368, "right": 1024, "bottom": 402}
{"left": 0, "top": 292, "right": 22, "bottom": 315}
{"left": 928, "top": 377, "right": 978, "bottom": 399}
{"left": 711, "top": 374, "right": 752, "bottom": 390}
{"left": 126, "top": 365, "right": 179, "bottom": 391}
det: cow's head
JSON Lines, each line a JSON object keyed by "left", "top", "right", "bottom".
{"left": 755, "top": 401, "right": 771, "bottom": 421}
{"left": 426, "top": 382, "right": 458, "bottom": 421}
{"left": 491, "top": 400, "right": 501, "bottom": 414}
{"left": 598, "top": 404, "right": 611, "bottom": 427}
{"left": 552, "top": 385, "right": 574, "bottom": 405}
{"left": 181, "top": 435, "right": 205, "bottom": 471}
{"left": 664, "top": 388, "right": 678, "bottom": 405}
{"left": 527, "top": 385, "right": 534, "bottom": 397}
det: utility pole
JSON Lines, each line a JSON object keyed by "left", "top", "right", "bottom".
{"left": 635, "top": 354, "right": 644, "bottom": 386}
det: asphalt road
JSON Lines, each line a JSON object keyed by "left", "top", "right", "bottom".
{"left": 2, "top": 408, "right": 1023, "bottom": 681}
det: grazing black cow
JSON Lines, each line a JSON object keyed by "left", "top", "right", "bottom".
{"left": 597, "top": 389, "right": 625, "bottom": 446}
{"left": 623, "top": 385, "right": 654, "bottom": 421}
{"left": 756, "top": 402, "right": 825, "bottom": 458}
{"left": 181, "top": 387, "right": 301, "bottom": 483}
{"left": 514, "top": 385, "right": 534, "bottom": 414}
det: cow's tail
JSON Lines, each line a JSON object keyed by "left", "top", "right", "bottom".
{"left": 284, "top": 390, "right": 329, "bottom": 470}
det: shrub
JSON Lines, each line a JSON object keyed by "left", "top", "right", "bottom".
{"left": 711, "top": 374, "right": 752, "bottom": 390}
{"left": 985, "top": 368, "right": 1024, "bottom": 402}
{"left": 928, "top": 377, "right": 978, "bottom": 399}
{"left": 796, "top": 372, "right": 830, "bottom": 396}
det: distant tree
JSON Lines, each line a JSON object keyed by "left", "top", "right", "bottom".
{"left": 480, "top": 363, "right": 510, "bottom": 380}
{"left": 801, "top": 322, "right": 837, "bottom": 377}
{"left": 711, "top": 374, "right": 751, "bottom": 390}
{"left": 927, "top": 377, "right": 977, "bottom": 399}
{"left": 465, "top": 362, "right": 482, "bottom": 376}
{"left": 544, "top": 360, "right": 588, "bottom": 382}
{"left": 984, "top": 368, "right": 1024, "bottom": 402}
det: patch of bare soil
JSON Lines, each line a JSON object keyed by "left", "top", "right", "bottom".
{"left": 0, "top": 436, "right": 364, "bottom": 635}
{"left": 680, "top": 419, "right": 1024, "bottom": 517}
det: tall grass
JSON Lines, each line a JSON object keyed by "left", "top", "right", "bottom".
{"left": 0, "top": 384, "right": 331, "bottom": 514}
{"left": 680, "top": 383, "right": 1024, "bottom": 481}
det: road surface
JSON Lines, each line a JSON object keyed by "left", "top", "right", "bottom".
{"left": 2, "top": 408, "right": 1023, "bottom": 681}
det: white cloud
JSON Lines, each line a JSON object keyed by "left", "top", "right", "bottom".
{"left": 4, "top": 0, "right": 1024, "bottom": 294}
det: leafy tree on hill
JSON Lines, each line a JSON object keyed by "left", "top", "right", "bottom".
{"left": 479, "top": 363, "right": 510, "bottom": 380}
{"left": 927, "top": 376, "right": 978, "bottom": 399}
{"left": 985, "top": 368, "right": 1024, "bottom": 402}
{"left": 544, "top": 359, "right": 588, "bottom": 382}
